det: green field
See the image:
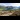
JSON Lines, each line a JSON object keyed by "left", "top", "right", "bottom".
{"left": 0, "top": 8, "right": 5, "bottom": 10}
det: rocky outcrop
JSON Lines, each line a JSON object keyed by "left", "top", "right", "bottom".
{"left": 10, "top": 11, "right": 20, "bottom": 16}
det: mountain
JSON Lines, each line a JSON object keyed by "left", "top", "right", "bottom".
{"left": 5, "top": 6, "right": 13, "bottom": 10}
{"left": 2, "top": 6, "right": 14, "bottom": 11}
{"left": 2, "top": 6, "right": 20, "bottom": 11}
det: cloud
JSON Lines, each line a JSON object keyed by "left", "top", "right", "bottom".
{"left": 0, "top": 3, "right": 20, "bottom": 7}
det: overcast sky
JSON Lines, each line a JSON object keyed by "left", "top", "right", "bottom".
{"left": 0, "top": 3, "right": 20, "bottom": 7}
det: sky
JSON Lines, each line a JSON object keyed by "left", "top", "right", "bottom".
{"left": 0, "top": 3, "right": 20, "bottom": 7}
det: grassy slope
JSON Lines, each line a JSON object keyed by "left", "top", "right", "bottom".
{"left": 0, "top": 8, "right": 4, "bottom": 10}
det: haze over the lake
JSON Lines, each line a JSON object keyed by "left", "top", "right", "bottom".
{"left": 0, "top": 3, "right": 20, "bottom": 7}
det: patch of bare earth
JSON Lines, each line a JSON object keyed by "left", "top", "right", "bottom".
{"left": 10, "top": 11, "right": 20, "bottom": 16}
{"left": 0, "top": 11, "right": 15, "bottom": 16}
